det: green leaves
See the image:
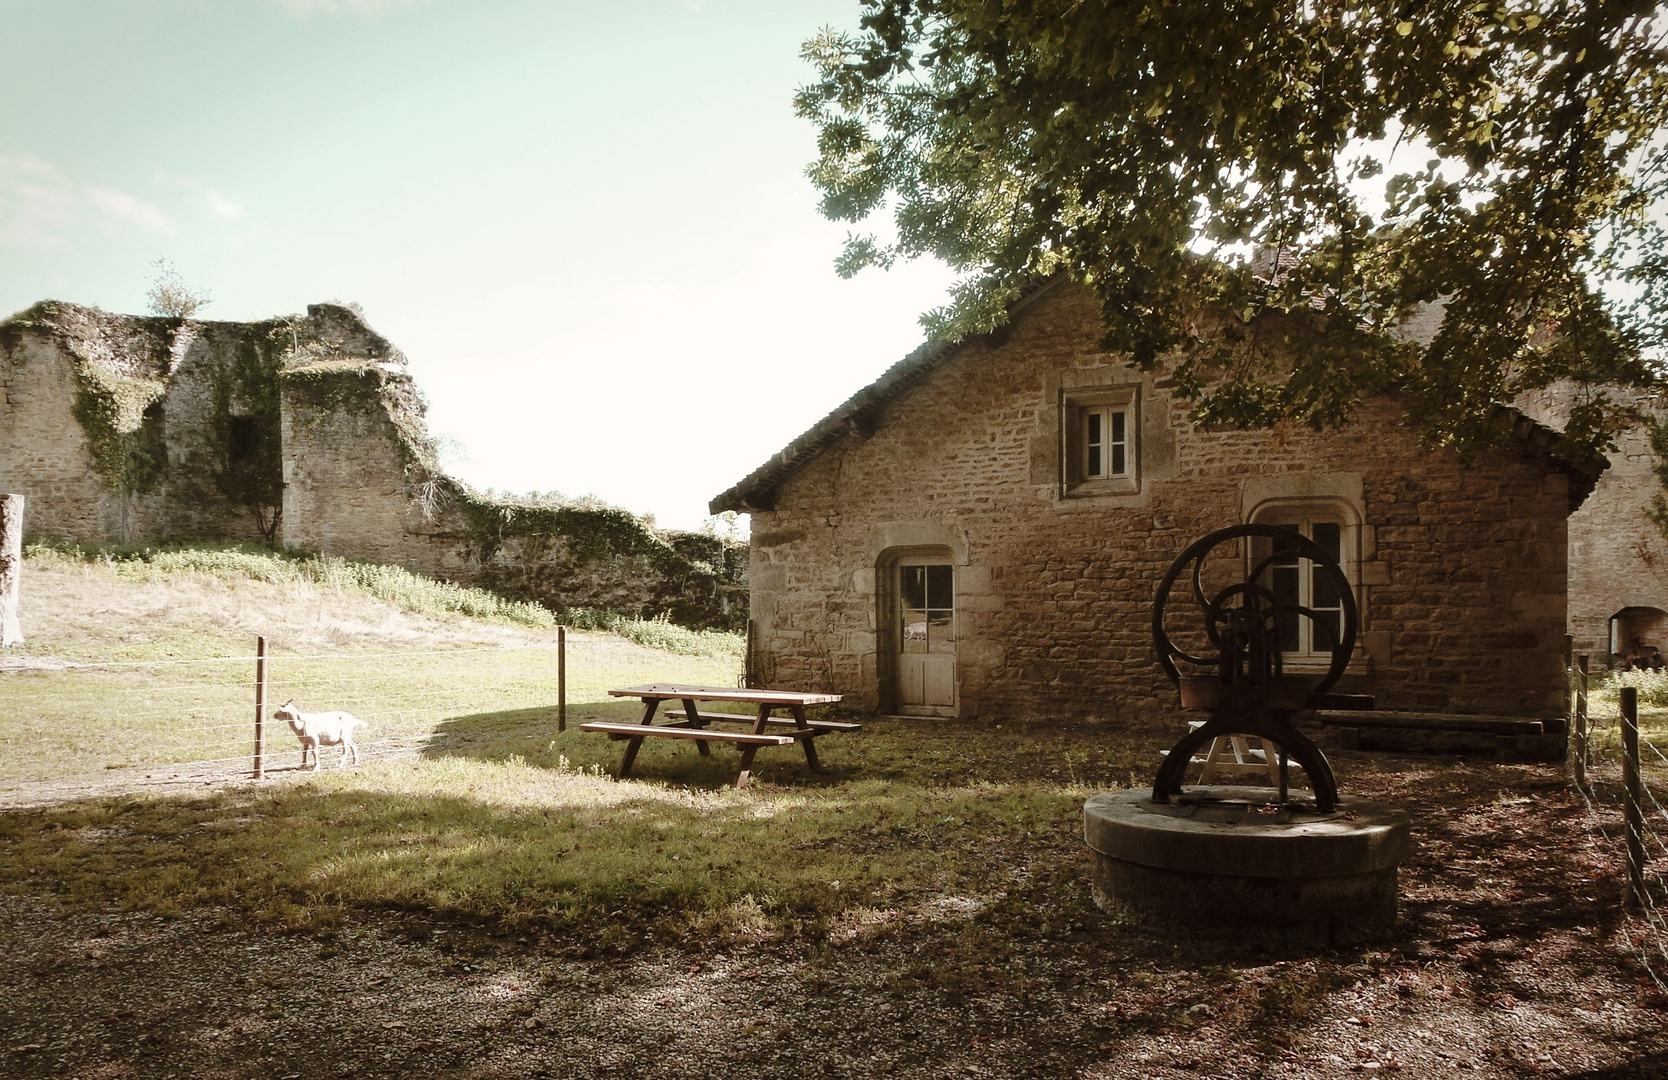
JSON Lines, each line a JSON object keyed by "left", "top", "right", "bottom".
{"left": 798, "top": 0, "right": 1668, "bottom": 456}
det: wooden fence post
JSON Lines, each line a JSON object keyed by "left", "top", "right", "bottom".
{"left": 1621, "top": 686, "right": 1646, "bottom": 913}
{"left": 745, "top": 618, "right": 758, "bottom": 689}
{"left": 557, "top": 625, "right": 566, "bottom": 733}
{"left": 1575, "top": 653, "right": 1589, "bottom": 790}
{"left": 253, "top": 635, "right": 268, "bottom": 780}
{"left": 0, "top": 494, "right": 23, "bottom": 648}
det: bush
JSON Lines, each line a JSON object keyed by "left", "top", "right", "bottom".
{"left": 1591, "top": 668, "right": 1668, "bottom": 709}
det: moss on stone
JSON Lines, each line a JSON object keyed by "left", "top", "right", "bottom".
{"left": 68, "top": 360, "right": 169, "bottom": 496}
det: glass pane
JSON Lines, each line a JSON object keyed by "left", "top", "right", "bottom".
{"left": 901, "top": 565, "right": 926, "bottom": 610}
{"left": 1273, "top": 564, "right": 1300, "bottom": 652}
{"left": 1311, "top": 521, "right": 1342, "bottom": 563}
{"left": 1087, "top": 411, "right": 1102, "bottom": 447}
{"left": 1111, "top": 410, "right": 1125, "bottom": 443}
{"left": 902, "top": 608, "right": 928, "bottom": 653}
{"left": 927, "top": 610, "right": 955, "bottom": 653}
{"left": 1311, "top": 609, "right": 1342, "bottom": 653}
{"left": 1312, "top": 562, "right": 1342, "bottom": 609}
{"left": 1111, "top": 444, "right": 1126, "bottom": 476}
{"left": 926, "top": 565, "right": 954, "bottom": 609}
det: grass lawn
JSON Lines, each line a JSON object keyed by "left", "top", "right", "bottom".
{"left": 2, "top": 550, "right": 1667, "bottom": 1078}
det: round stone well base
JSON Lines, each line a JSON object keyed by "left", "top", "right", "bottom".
{"left": 1083, "top": 787, "right": 1411, "bottom": 946}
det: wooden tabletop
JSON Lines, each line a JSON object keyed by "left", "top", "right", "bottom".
{"left": 607, "top": 683, "right": 843, "bottom": 706}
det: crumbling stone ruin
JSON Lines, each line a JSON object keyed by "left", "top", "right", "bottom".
{"left": 0, "top": 300, "right": 745, "bottom": 630}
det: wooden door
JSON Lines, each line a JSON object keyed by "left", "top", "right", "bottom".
{"left": 897, "top": 561, "right": 956, "bottom": 712}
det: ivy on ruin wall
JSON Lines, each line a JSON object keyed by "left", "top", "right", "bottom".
{"left": 454, "top": 490, "right": 748, "bottom": 631}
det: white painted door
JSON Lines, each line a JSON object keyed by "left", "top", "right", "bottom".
{"left": 897, "top": 562, "right": 956, "bottom": 710}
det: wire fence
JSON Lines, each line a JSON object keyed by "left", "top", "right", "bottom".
{"left": 0, "top": 632, "right": 743, "bottom": 800}
{"left": 1569, "top": 655, "right": 1668, "bottom": 994}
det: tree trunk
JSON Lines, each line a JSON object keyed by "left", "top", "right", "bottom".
{"left": 0, "top": 494, "right": 22, "bottom": 647}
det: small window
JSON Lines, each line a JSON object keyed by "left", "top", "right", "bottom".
{"left": 899, "top": 563, "right": 955, "bottom": 655}
{"left": 1085, "top": 406, "right": 1129, "bottom": 479}
{"left": 228, "top": 415, "right": 260, "bottom": 464}
{"left": 1063, "top": 386, "right": 1139, "bottom": 496}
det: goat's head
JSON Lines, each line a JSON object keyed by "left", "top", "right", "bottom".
{"left": 274, "top": 700, "right": 300, "bottom": 726}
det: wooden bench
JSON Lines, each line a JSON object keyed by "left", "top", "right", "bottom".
{"left": 579, "top": 722, "right": 796, "bottom": 747}
{"left": 1315, "top": 709, "right": 1554, "bottom": 761}
{"left": 665, "top": 708, "right": 862, "bottom": 734}
{"left": 582, "top": 684, "right": 847, "bottom": 788}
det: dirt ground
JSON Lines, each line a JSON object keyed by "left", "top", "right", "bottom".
{"left": 2, "top": 744, "right": 1665, "bottom": 1080}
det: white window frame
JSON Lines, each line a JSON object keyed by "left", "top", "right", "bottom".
{"left": 1247, "top": 502, "right": 1360, "bottom": 670}
{"left": 1062, "top": 386, "right": 1140, "bottom": 497}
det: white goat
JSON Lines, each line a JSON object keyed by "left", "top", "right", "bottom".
{"left": 273, "top": 700, "right": 365, "bottom": 771}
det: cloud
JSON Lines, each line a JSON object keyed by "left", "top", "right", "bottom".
{"left": 153, "top": 169, "right": 248, "bottom": 219}
{"left": 86, "top": 186, "right": 176, "bottom": 234}
{"left": 270, "top": 0, "right": 429, "bottom": 15}
{"left": 0, "top": 155, "right": 175, "bottom": 248}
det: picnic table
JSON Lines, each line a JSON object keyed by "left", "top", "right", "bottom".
{"left": 579, "top": 684, "right": 854, "bottom": 788}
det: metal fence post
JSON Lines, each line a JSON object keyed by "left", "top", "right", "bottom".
{"left": 1621, "top": 686, "right": 1646, "bottom": 912}
{"left": 1575, "top": 653, "right": 1589, "bottom": 790}
{"left": 253, "top": 635, "right": 268, "bottom": 780}
{"left": 557, "top": 625, "right": 566, "bottom": 733}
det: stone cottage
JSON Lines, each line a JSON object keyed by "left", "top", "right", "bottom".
{"left": 711, "top": 277, "right": 1607, "bottom": 720}
{"left": 0, "top": 300, "right": 745, "bottom": 628}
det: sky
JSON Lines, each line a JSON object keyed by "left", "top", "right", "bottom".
{"left": 0, "top": 0, "right": 957, "bottom": 531}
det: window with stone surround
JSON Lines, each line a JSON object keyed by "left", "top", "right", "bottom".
{"left": 1247, "top": 503, "right": 1357, "bottom": 667}
{"left": 1062, "top": 385, "right": 1139, "bottom": 496}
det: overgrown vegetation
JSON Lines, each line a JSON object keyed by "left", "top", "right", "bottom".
{"left": 68, "top": 368, "right": 169, "bottom": 497}
{"left": 24, "top": 540, "right": 744, "bottom": 656}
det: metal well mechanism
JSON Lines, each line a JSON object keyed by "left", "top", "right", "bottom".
{"left": 1150, "top": 524, "right": 1371, "bottom": 812}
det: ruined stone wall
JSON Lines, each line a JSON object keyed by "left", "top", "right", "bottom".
{"left": 0, "top": 321, "right": 112, "bottom": 541}
{"left": 748, "top": 283, "right": 1574, "bottom": 720}
{"left": 0, "top": 303, "right": 270, "bottom": 544}
{"left": 0, "top": 300, "right": 745, "bottom": 629}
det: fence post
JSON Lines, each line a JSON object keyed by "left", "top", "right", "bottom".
{"left": 557, "top": 625, "right": 566, "bottom": 733}
{"left": 0, "top": 493, "right": 23, "bottom": 648}
{"left": 745, "top": 618, "right": 758, "bottom": 689}
{"left": 253, "top": 635, "right": 268, "bottom": 780}
{"left": 1621, "top": 686, "right": 1646, "bottom": 913}
{"left": 1575, "top": 653, "right": 1589, "bottom": 790}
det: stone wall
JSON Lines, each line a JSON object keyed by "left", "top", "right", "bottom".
{"left": 1520, "top": 386, "right": 1668, "bottom": 664}
{"left": 0, "top": 300, "right": 745, "bottom": 630}
{"left": 736, "top": 282, "right": 1580, "bottom": 721}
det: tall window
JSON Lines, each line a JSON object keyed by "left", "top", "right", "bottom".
{"left": 1262, "top": 520, "right": 1346, "bottom": 660}
{"left": 1085, "top": 407, "right": 1129, "bottom": 479}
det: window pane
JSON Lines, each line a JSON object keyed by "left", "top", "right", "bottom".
{"left": 1111, "top": 410, "right": 1125, "bottom": 443}
{"left": 1311, "top": 609, "right": 1342, "bottom": 653}
{"left": 927, "top": 610, "right": 955, "bottom": 653}
{"left": 1111, "top": 444, "right": 1126, "bottom": 476}
{"left": 901, "top": 566, "right": 926, "bottom": 610}
{"left": 1272, "top": 564, "right": 1301, "bottom": 652}
{"left": 902, "top": 608, "right": 928, "bottom": 653}
{"left": 1312, "top": 563, "right": 1342, "bottom": 610}
{"left": 1311, "top": 521, "right": 1342, "bottom": 563}
{"left": 926, "top": 565, "right": 954, "bottom": 609}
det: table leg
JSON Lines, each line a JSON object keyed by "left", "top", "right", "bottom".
{"left": 680, "top": 698, "right": 712, "bottom": 757}
{"left": 791, "top": 703, "right": 822, "bottom": 772}
{"left": 733, "top": 703, "right": 771, "bottom": 789}
{"left": 618, "top": 698, "right": 661, "bottom": 779}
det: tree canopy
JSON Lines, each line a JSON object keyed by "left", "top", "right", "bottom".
{"left": 796, "top": 0, "right": 1668, "bottom": 453}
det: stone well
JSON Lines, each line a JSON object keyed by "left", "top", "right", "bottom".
{"left": 1083, "top": 786, "right": 1410, "bottom": 945}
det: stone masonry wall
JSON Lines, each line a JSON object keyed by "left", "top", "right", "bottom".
{"left": 0, "top": 300, "right": 745, "bottom": 629}
{"left": 1519, "top": 387, "right": 1668, "bottom": 663}
{"left": 747, "top": 282, "right": 1575, "bottom": 721}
